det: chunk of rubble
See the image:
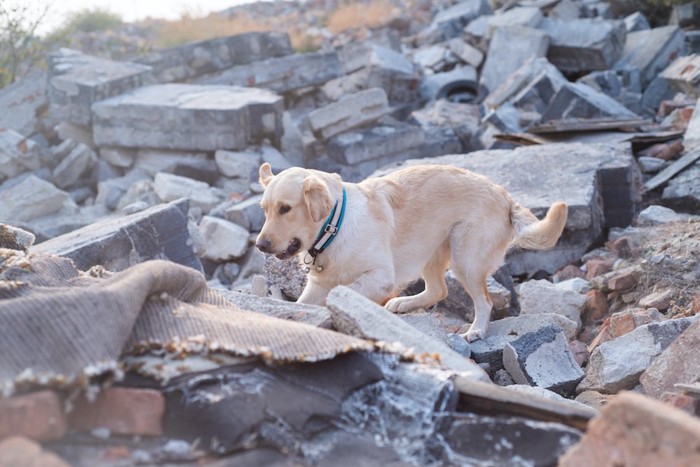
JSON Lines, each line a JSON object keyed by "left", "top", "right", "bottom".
{"left": 153, "top": 172, "right": 226, "bottom": 213}
{"left": 624, "top": 12, "right": 651, "bottom": 32}
{"left": 636, "top": 205, "right": 688, "bottom": 225}
{"left": 0, "top": 129, "right": 49, "bottom": 182}
{"left": 48, "top": 48, "right": 153, "bottom": 127}
{"left": 481, "top": 6, "right": 543, "bottom": 40}
{"left": 447, "top": 38, "right": 484, "bottom": 68}
{"left": 0, "top": 176, "right": 69, "bottom": 224}
{"left": 52, "top": 143, "right": 97, "bottom": 190}
{"left": 578, "top": 316, "right": 697, "bottom": 394}
{"left": 326, "top": 286, "right": 488, "bottom": 380}
{"left": 661, "top": 160, "right": 700, "bottom": 210}
{"left": 135, "top": 32, "right": 292, "bottom": 83}
{"left": 199, "top": 216, "right": 249, "bottom": 261}
{"left": 539, "top": 18, "right": 627, "bottom": 73}
{"left": 518, "top": 279, "right": 587, "bottom": 327}
{"left": 307, "top": 88, "right": 389, "bottom": 140}
{"left": 224, "top": 195, "right": 265, "bottom": 232}
{"left": 614, "top": 25, "right": 684, "bottom": 87}
{"left": 0, "top": 224, "right": 35, "bottom": 251}
{"left": 194, "top": 51, "right": 342, "bottom": 94}
{"left": 576, "top": 70, "right": 643, "bottom": 115}
{"left": 503, "top": 325, "right": 584, "bottom": 396}
{"left": 660, "top": 54, "right": 700, "bottom": 98}
{"left": 92, "top": 84, "right": 284, "bottom": 151}
{"left": 431, "top": 0, "right": 492, "bottom": 40}
{"left": 0, "top": 70, "right": 47, "bottom": 137}
{"left": 540, "top": 82, "right": 640, "bottom": 122}
{"left": 483, "top": 57, "right": 566, "bottom": 111}
{"left": 480, "top": 26, "right": 549, "bottom": 95}
{"left": 30, "top": 199, "right": 202, "bottom": 272}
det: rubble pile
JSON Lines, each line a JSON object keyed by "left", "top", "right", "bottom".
{"left": 2, "top": 0, "right": 700, "bottom": 465}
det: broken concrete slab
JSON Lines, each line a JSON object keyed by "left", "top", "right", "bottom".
{"left": 660, "top": 54, "right": 700, "bottom": 98}
{"left": 224, "top": 195, "right": 265, "bottom": 232}
{"left": 578, "top": 316, "right": 697, "bottom": 394}
{"left": 95, "top": 169, "right": 150, "bottom": 211}
{"left": 661, "top": 160, "right": 700, "bottom": 211}
{"left": 307, "top": 88, "right": 389, "bottom": 140}
{"left": 432, "top": 0, "right": 493, "bottom": 40}
{"left": 485, "top": 7, "right": 543, "bottom": 40}
{"left": 153, "top": 172, "right": 226, "bottom": 214}
{"left": 326, "top": 286, "right": 488, "bottom": 380}
{"left": 48, "top": 48, "right": 153, "bottom": 127}
{"left": 538, "top": 17, "right": 627, "bottom": 73}
{"left": 220, "top": 290, "right": 331, "bottom": 329}
{"left": 0, "top": 129, "right": 49, "bottom": 182}
{"left": 540, "top": 82, "right": 640, "bottom": 122}
{"left": 0, "top": 176, "right": 69, "bottom": 224}
{"left": 199, "top": 216, "right": 249, "bottom": 261}
{"left": 0, "top": 70, "right": 47, "bottom": 137}
{"left": 624, "top": 12, "right": 650, "bottom": 32}
{"left": 214, "top": 149, "right": 260, "bottom": 180}
{"left": 447, "top": 38, "right": 484, "bottom": 68}
{"left": 135, "top": 32, "right": 292, "bottom": 83}
{"left": 576, "top": 70, "right": 643, "bottom": 115}
{"left": 614, "top": 25, "right": 685, "bottom": 87}
{"left": 503, "top": 325, "right": 584, "bottom": 396}
{"left": 518, "top": 279, "right": 587, "bottom": 327}
{"left": 99, "top": 147, "right": 135, "bottom": 169}
{"left": 92, "top": 84, "right": 284, "bottom": 151}
{"left": 30, "top": 199, "right": 202, "bottom": 272}
{"left": 374, "top": 142, "right": 641, "bottom": 275}
{"left": 194, "top": 51, "right": 342, "bottom": 94}
{"left": 52, "top": 143, "right": 97, "bottom": 190}
{"left": 364, "top": 45, "right": 420, "bottom": 105}
{"left": 480, "top": 26, "right": 549, "bottom": 95}
{"left": 483, "top": 57, "right": 566, "bottom": 111}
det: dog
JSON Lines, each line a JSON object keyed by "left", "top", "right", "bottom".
{"left": 255, "top": 162, "right": 567, "bottom": 342}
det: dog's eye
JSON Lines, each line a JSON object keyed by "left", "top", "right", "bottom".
{"left": 278, "top": 205, "right": 291, "bottom": 215}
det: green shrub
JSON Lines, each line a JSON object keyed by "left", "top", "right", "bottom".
{"left": 60, "top": 7, "right": 123, "bottom": 34}
{"left": 0, "top": 1, "right": 49, "bottom": 87}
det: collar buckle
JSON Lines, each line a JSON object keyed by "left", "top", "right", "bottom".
{"left": 324, "top": 224, "right": 338, "bottom": 235}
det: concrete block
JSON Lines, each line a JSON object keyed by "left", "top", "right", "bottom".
{"left": 327, "top": 120, "right": 426, "bottom": 165}
{"left": 484, "top": 57, "right": 566, "bottom": 110}
{"left": 636, "top": 205, "right": 687, "bottom": 226}
{"left": 365, "top": 45, "right": 420, "bottom": 104}
{"left": 30, "top": 199, "right": 202, "bottom": 272}
{"left": 541, "top": 82, "right": 640, "bottom": 122}
{"left": 48, "top": 48, "right": 153, "bottom": 127}
{"left": 539, "top": 18, "right": 627, "bottom": 72}
{"left": 99, "top": 147, "right": 135, "bottom": 169}
{"left": 480, "top": 26, "right": 549, "bottom": 94}
{"left": 224, "top": 194, "right": 265, "bottom": 232}
{"left": 0, "top": 129, "right": 49, "bottom": 182}
{"left": 95, "top": 169, "right": 150, "bottom": 211}
{"left": 0, "top": 176, "right": 69, "bottom": 224}
{"left": 662, "top": 160, "right": 700, "bottom": 211}
{"left": 624, "top": 12, "right": 650, "bottom": 32}
{"left": 214, "top": 149, "right": 260, "bottom": 179}
{"left": 578, "top": 316, "right": 697, "bottom": 393}
{"left": 52, "top": 143, "right": 97, "bottom": 190}
{"left": 307, "top": 88, "right": 389, "bottom": 140}
{"left": 518, "top": 279, "right": 587, "bottom": 327}
{"left": 0, "top": 70, "right": 47, "bottom": 137}
{"left": 483, "top": 6, "right": 543, "bottom": 40}
{"left": 614, "top": 26, "right": 685, "bottom": 87}
{"left": 660, "top": 54, "right": 700, "bottom": 98}
{"left": 135, "top": 32, "right": 292, "bottom": 83}
{"left": 326, "top": 286, "right": 489, "bottom": 380}
{"left": 503, "top": 325, "right": 584, "bottom": 396}
{"left": 153, "top": 172, "right": 226, "bottom": 213}
{"left": 447, "top": 38, "right": 484, "bottom": 68}
{"left": 199, "top": 215, "right": 249, "bottom": 261}
{"left": 194, "top": 50, "right": 342, "bottom": 94}
{"left": 432, "top": 0, "right": 493, "bottom": 39}
{"left": 92, "top": 84, "right": 284, "bottom": 151}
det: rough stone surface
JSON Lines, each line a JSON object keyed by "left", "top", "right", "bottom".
{"left": 489, "top": 313, "right": 580, "bottom": 341}
{"left": 135, "top": 32, "right": 293, "bottom": 83}
{"left": 660, "top": 54, "right": 700, "bottom": 98}
{"left": 641, "top": 318, "right": 700, "bottom": 399}
{"left": 199, "top": 216, "right": 250, "bottom": 261}
{"left": 30, "top": 199, "right": 202, "bottom": 272}
{"left": 92, "top": 84, "right": 284, "bottom": 151}
{"left": 559, "top": 392, "right": 700, "bottom": 466}
{"left": 0, "top": 391, "right": 67, "bottom": 442}
{"left": 214, "top": 149, "right": 260, "bottom": 179}
{"left": 518, "top": 279, "right": 587, "bottom": 327}
{"left": 0, "top": 71, "right": 47, "bottom": 137}
{"left": 614, "top": 25, "right": 685, "bottom": 87}
{"left": 636, "top": 204, "right": 687, "bottom": 225}
{"left": 52, "top": 143, "right": 97, "bottom": 190}
{"left": 48, "top": 48, "right": 153, "bottom": 127}
{"left": 503, "top": 326, "right": 584, "bottom": 396}
{"left": 541, "top": 82, "right": 640, "bottom": 122}
{"left": 262, "top": 256, "right": 307, "bottom": 301}
{"left": 662, "top": 160, "right": 700, "bottom": 211}
{"left": 579, "top": 316, "right": 697, "bottom": 393}
{"left": 539, "top": 18, "right": 627, "bottom": 73}
{"left": 0, "top": 129, "right": 49, "bottom": 182}
{"left": 432, "top": 0, "right": 493, "bottom": 39}
{"left": 326, "top": 286, "right": 488, "bottom": 379}
{"left": 153, "top": 172, "right": 226, "bottom": 213}
{"left": 307, "top": 88, "right": 389, "bottom": 140}
{"left": 484, "top": 57, "right": 566, "bottom": 110}
{"left": 221, "top": 290, "right": 331, "bottom": 328}
{"left": 0, "top": 175, "right": 69, "bottom": 224}
{"left": 224, "top": 195, "right": 265, "bottom": 232}
{"left": 68, "top": 387, "right": 164, "bottom": 436}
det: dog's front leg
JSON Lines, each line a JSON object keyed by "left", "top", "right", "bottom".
{"left": 347, "top": 268, "right": 396, "bottom": 304}
{"left": 297, "top": 279, "right": 330, "bottom": 306}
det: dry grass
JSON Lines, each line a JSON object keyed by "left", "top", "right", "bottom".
{"left": 326, "top": 0, "right": 397, "bottom": 34}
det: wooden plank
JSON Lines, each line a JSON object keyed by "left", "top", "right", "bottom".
{"left": 528, "top": 118, "right": 650, "bottom": 134}
{"left": 644, "top": 148, "right": 700, "bottom": 192}
{"left": 453, "top": 376, "right": 598, "bottom": 431}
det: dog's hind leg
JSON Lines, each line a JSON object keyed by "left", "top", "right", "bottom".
{"left": 386, "top": 243, "right": 450, "bottom": 313}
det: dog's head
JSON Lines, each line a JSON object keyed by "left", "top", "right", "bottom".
{"left": 256, "top": 163, "right": 342, "bottom": 260}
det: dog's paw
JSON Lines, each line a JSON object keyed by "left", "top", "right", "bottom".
{"left": 460, "top": 326, "right": 485, "bottom": 343}
{"left": 385, "top": 296, "right": 417, "bottom": 314}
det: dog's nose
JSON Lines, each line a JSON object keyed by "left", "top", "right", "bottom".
{"left": 256, "top": 238, "right": 272, "bottom": 253}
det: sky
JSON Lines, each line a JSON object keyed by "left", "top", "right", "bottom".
{"left": 4, "top": 0, "right": 255, "bottom": 35}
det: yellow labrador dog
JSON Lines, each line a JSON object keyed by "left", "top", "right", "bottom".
{"left": 256, "top": 163, "right": 567, "bottom": 342}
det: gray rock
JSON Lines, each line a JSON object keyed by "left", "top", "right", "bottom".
{"left": 578, "top": 316, "right": 697, "bottom": 394}
{"left": 194, "top": 50, "right": 342, "bottom": 94}
{"left": 260, "top": 144, "right": 292, "bottom": 172}
{"left": 307, "top": 88, "right": 389, "bottom": 140}
{"left": 199, "top": 215, "right": 249, "bottom": 261}
{"left": 262, "top": 256, "right": 307, "bottom": 301}
{"left": 614, "top": 26, "right": 685, "bottom": 87}
{"left": 327, "top": 286, "right": 489, "bottom": 380}
{"left": 92, "top": 84, "right": 284, "bottom": 151}
{"left": 433, "top": 272, "right": 511, "bottom": 321}
{"left": 135, "top": 31, "right": 292, "bottom": 83}
{"left": 539, "top": 18, "right": 627, "bottom": 72}
{"left": 432, "top": 0, "right": 493, "bottom": 40}
{"left": 662, "top": 160, "right": 700, "bottom": 211}
{"left": 0, "top": 129, "right": 49, "bottom": 182}
{"left": 484, "top": 57, "right": 566, "bottom": 111}
{"left": 660, "top": 54, "right": 700, "bottom": 98}
{"left": 413, "top": 44, "right": 449, "bottom": 70}
{"left": 548, "top": 0, "right": 581, "bottom": 20}
{"left": 410, "top": 100, "right": 481, "bottom": 151}
{"left": 99, "top": 147, "right": 135, "bottom": 169}
{"left": 503, "top": 325, "right": 584, "bottom": 396}
{"left": 419, "top": 65, "right": 477, "bottom": 101}
{"left": 541, "top": 82, "right": 640, "bottom": 122}
{"left": 636, "top": 205, "right": 687, "bottom": 226}
{"left": 52, "top": 143, "right": 97, "bottom": 190}
{"left": 470, "top": 335, "right": 512, "bottom": 373}
{"left": 48, "top": 48, "right": 153, "bottom": 127}
{"left": 624, "top": 12, "right": 650, "bottom": 32}
{"left": 0, "top": 70, "right": 47, "bottom": 137}
{"left": 447, "top": 38, "right": 484, "bottom": 68}
{"left": 489, "top": 313, "right": 579, "bottom": 341}
{"left": 224, "top": 195, "right": 265, "bottom": 232}
{"left": 637, "top": 156, "right": 667, "bottom": 174}
{"left": 133, "top": 149, "right": 209, "bottom": 176}
{"left": 153, "top": 172, "right": 226, "bottom": 214}
{"left": 0, "top": 175, "right": 69, "bottom": 223}
{"left": 482, "top": 7, "right": 543, "bottom": 40}
{"left": 480, "top": 26, "right": 549, "bottom": 95}
{"left": 0, "top": 223, "right": 36, "bottom": 251}
{"left": 220, "top": 290, "right": 332, "bottom": 328}
{"left": 364, "top": 46, "right": 420, "bottom": 105}
{"left": 54, "top": 121, "right": 95, "bottom": 148}
{"left": 518, "top": 279, "right": 586, "bottom": 327}
{"left": 30, "top": 199, "right": 202, "bottom": 272}
{"left": 214, "top": 149, "right": 260, "bottom": 179}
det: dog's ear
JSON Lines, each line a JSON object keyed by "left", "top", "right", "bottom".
{"left": 259, "top": 163, "right": 274, "bottom": 187}
{"left": 303, "top": 175, "right": 332, "bottom": 223}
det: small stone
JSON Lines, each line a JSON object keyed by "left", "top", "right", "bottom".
{"left": 199, "top": 216, "right": 250, "bottom": 261}
{"left": 584, "top": 289, "right": 609, "bottom": 323}
{"left": 585, "top": 258, "right": 615, "bottom": 280}
{"left": 0, "top": 391, "right": 67, "bottom": 441}
{"left": 639, "top": 289, "right": 674, "bottom": 310}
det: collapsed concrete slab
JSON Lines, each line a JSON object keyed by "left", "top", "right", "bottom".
{"left": 614, "top": 25, "right": 685, "bottom": 87}
{"left": 374, "top": 143, "right": 641, "bottom": 275}
{"left": 483, "top": 57, "right": 566, "bottom": 111}
{"left": 48, "top": 49, "right": 153, "bottom": 127}
{"left": 135, "top": 32, "right": 293, "bottom": 83}
{"left": 92, "top": 84, "right": 284, "bottom": 151}
{"left": 30, "top": 199, "right": 202, "bottom": 272}
{"left": 194, "top": 51, "right": 342, "bottom": 94}
{"left": 540, "top": 82, "right": 640, "bottom": 122}
{"left": 432, "top": 0, "right": 493, "bottom": 40}
{"left": 539, "top": 18, "right": 627, "bottom": 73}
{"left": 307, "top": 88, "right": 389, "bottom": 140}
{"left": 199, "top": 215, "right": 249, "bottom": 261}
{"left": 0, "top": 175, "right": 69, "bottom": 224}
{"left": 660, "top": 54, "right": 700, "bottom": 98}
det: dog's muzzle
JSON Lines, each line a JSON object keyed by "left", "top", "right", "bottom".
{"left": 274, "top": 238, "right": 302, "bottom": 260}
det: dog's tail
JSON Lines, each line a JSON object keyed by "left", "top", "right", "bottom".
{"left": 510, "top": 201, "right": 568, "bottom": 250}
